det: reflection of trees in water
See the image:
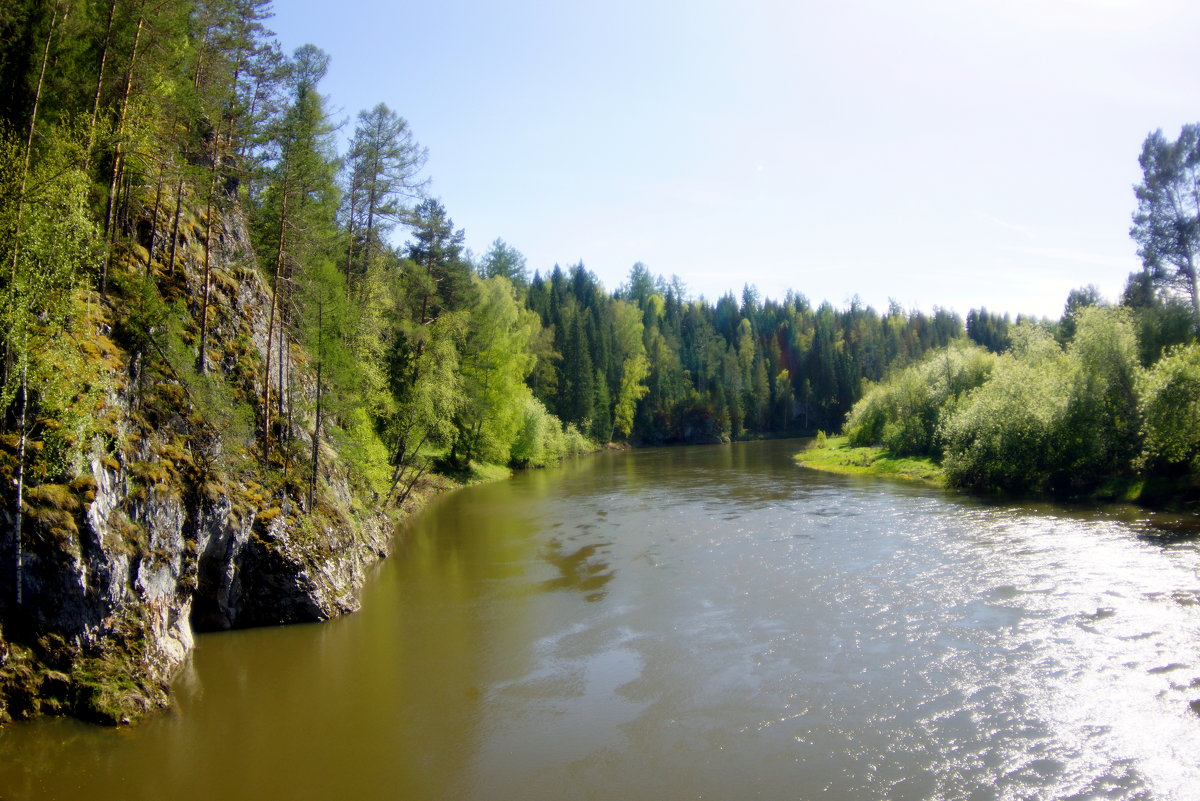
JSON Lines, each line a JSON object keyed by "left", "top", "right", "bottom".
{"left": 539, "top": 538, "right": 614, "bottom": 602}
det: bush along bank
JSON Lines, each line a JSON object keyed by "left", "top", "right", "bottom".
{"left": 818, "top": 309, "right": 1200, "bottom": 508}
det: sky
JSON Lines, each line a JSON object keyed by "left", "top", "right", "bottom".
{"left": 270, "top": 0, "right": 1199, "bottom": 319}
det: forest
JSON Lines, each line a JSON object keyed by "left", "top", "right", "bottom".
{"left": 2, "top": 0, "right": 1196, "bottom": 528}
{"left": 0, "top": 0, "right": 980, "bottom": 519}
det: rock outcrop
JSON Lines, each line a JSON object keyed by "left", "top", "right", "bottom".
{"left": 0, "top": 199, "right": 392, "bottom": 725}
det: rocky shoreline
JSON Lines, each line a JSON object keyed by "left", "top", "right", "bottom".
{"left": 0, "top": 206, "right": 403, "bottom": 726}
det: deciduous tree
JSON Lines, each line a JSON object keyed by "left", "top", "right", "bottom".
{"left": 1131, "top": 124, "right": 1200, "bottom": 327}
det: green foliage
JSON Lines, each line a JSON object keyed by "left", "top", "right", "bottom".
{"left": 612, "top": 350, "right": 649, "bottom": 440}
{"left": 836, "top": 301, "right": 1200, "bottom": 497}
{"left": 965, "top": 308, "right": 1012, "bottom": 353}
{"left": 380, "top": 309, "right": 464, "bottom": 499}
{"left": 454, "top": 276, "right": 538, "bottom": 464}
{"left": 0, "top": 120, "right": 100, "bottom": 361}
{"left": 1131, "top": 124, "right": 1200, "bottom": 324}
{"left": 341, "top": 102, "right": 427, "bottom": 287}
{"left": 1122, "top": 268, "right": 1195, "bottom": 365}
{"left": 251, "top": 44, "right": 341, "bottom": 285}
{"left": 1139, "top": 343, "right": 1200, "bottom": 470}
{"left": 939, "top": 311, "right": 1142, "bottom": 494}
{"left": 479, "top": 238, "right": 528, "bottom": 287}
{"left": 509, "top": 395, "right": 593, "bottom": 467}
{"left": 0, "top": 120, "right": 105, "bottom": 481}
{"left": 843, "top": 343, "right": 996, "bottom": 457}
{"left": 1058, "top": 284, "right": 1105, "bottom": 342}
{"left": 1057, "top": 307, "right": 1141, "bottom": 489}
{"left": 939, "top": 325, "right": 1072, "bottom": 492}
{"left": 329, "top": 406, "right": 392, "bottom": 496}
{"left": 403, "top": 198, "right": 475, "bottom": 321}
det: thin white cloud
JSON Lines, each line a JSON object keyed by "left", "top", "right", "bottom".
{"left": 978, "top": 212, "right": 1037, "bottom": 240}
{"left": 1005, "top": 246, "right": 1135, "bottom": 270}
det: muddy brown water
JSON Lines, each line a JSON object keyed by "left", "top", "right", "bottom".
{"left": 3, "top": 439, "right": 1200, "bottom": 800}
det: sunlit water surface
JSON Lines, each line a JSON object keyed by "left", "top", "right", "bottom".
{"left": 3, "top": 440, "right": 1200, "bottom": 800}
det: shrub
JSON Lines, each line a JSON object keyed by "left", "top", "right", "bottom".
{"left": 510, "top": 396, "right": 551, "bottom": 467}
{"left": 1139, "top": 342, "right": 1200, "bottom": 469}
{"left": 843, "top": 343, "right": 996, "bottom": 457}
{"left": 1056, "top": 307, "right": 1141, "bottom": 489}
{"left": 509, "top": 396, "right": 594, "bottom": 467}
{"left": 941, "top": 311, "right": 1143, "bottom": 494}
{"left": 939, "top": 345, "right": 1071, "bottom": 492}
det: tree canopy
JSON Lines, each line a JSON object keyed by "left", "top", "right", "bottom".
{"left": 1131, "top": 124, "right": 1200, "bottom": 327}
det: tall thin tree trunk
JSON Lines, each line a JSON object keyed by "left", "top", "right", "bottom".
{"left": 8, "top": 2, "right": 59, "bottom": 284}
{"left": 278, "top": 278, "right": 291, "bottom": 474}
{"left": 167, "top": 175, "right": 184, "bottom": 275}
{"left": 362, "top": 170, "right": 378, "bottom": 299}
{"left": 84, "top": 0, "right": 118, "bottom": 173}
{"left": 343, "top": 194, "right": 357, "bottom": 286}
{"left": 240, "top": 82, "right": 262, "bottom": 164}
{"left": 278, "top": 276, "right": 288, "bottom": 424}
{"left": 13, "top": 353, "right": 28, "bottom": 607}
{"left": 146, "top": 161, "right": 165, "bottom": 271}
{"left": 102, "top": 6, "right": 146, "bottom": 295}
{"left": 192, "top": 25, "right": 211, "bottom": 92}
{"left": 197, "top": 173, "right": 217, "bottom": 374}
{"left": 309, "top": 300, "right": 323, "bottom": 510}
{"left": 222, "top": 45, "right": 246, "bottom": 155}
{"left": 262, "top": 180, "right": 288, "bottom": 458}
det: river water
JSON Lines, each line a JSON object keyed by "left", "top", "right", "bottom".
{"left": 3, "top": 440, "right": 1200, "bottom": 800}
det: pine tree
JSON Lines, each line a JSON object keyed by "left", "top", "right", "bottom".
{"left": 479, "top": 238, "right": 528, "bottom": 288}
{"left": 341, "top": 103, "right": 426, "bottom": 288}
{"left": 252, "top": 43, "right": 340, "bottom": 460}
{"left": 403, "top": 198, "right": 475, "bottom": 324}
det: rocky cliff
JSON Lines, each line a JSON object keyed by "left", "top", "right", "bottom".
{"left": 0, "top": 197, "right": 393, "bottom": 725}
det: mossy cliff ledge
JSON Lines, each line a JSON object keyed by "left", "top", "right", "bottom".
{"left": 0, "top": 200, "right": 393, "bottom": 726}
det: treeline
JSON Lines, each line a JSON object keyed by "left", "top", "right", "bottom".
{"left": 1, "top": 0, "right": 981, "bottom": 514}
{"left": 524, "top": 264, "right": 964, "bottom": 444}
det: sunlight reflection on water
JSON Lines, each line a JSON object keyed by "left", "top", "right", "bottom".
{"left": 2, "top": 440, "right": 1200, "bottom": 801}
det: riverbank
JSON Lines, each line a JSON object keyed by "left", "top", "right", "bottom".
{"left": 0, "top": 442, "right": 587, "bottom": 728}
{"left": 794, "top": 435, "right": 946, "bottom": 487}
{"left": 794, "top": 436, "right": 1200, "bottom": 514}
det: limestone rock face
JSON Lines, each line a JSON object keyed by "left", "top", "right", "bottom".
{"left": 0, "top": 205, "right": 391, "bottom": 725}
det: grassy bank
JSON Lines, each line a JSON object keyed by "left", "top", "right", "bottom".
{"left": 794, "top": 435, "right": 946, "bottom": 487}
{"left": 794, "top": 436, "right": 1200, "bottom": 512}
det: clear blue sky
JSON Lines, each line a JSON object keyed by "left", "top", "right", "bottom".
{"left": 271, "top": 0, "right": 1198, "bottom": 319}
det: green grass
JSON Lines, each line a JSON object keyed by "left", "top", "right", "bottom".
{"left": 433, "top": 457, "right": 513, "bottom": 486}
{"left": 462, "top": 461, "right": 513, "bottom": 485}
{"left": 795, "top": 435, "right": 947, "bottom": 487}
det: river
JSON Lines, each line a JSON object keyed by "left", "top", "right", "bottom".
{"left": 3, "top": 439, "right": 1200, "bottom": 800}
